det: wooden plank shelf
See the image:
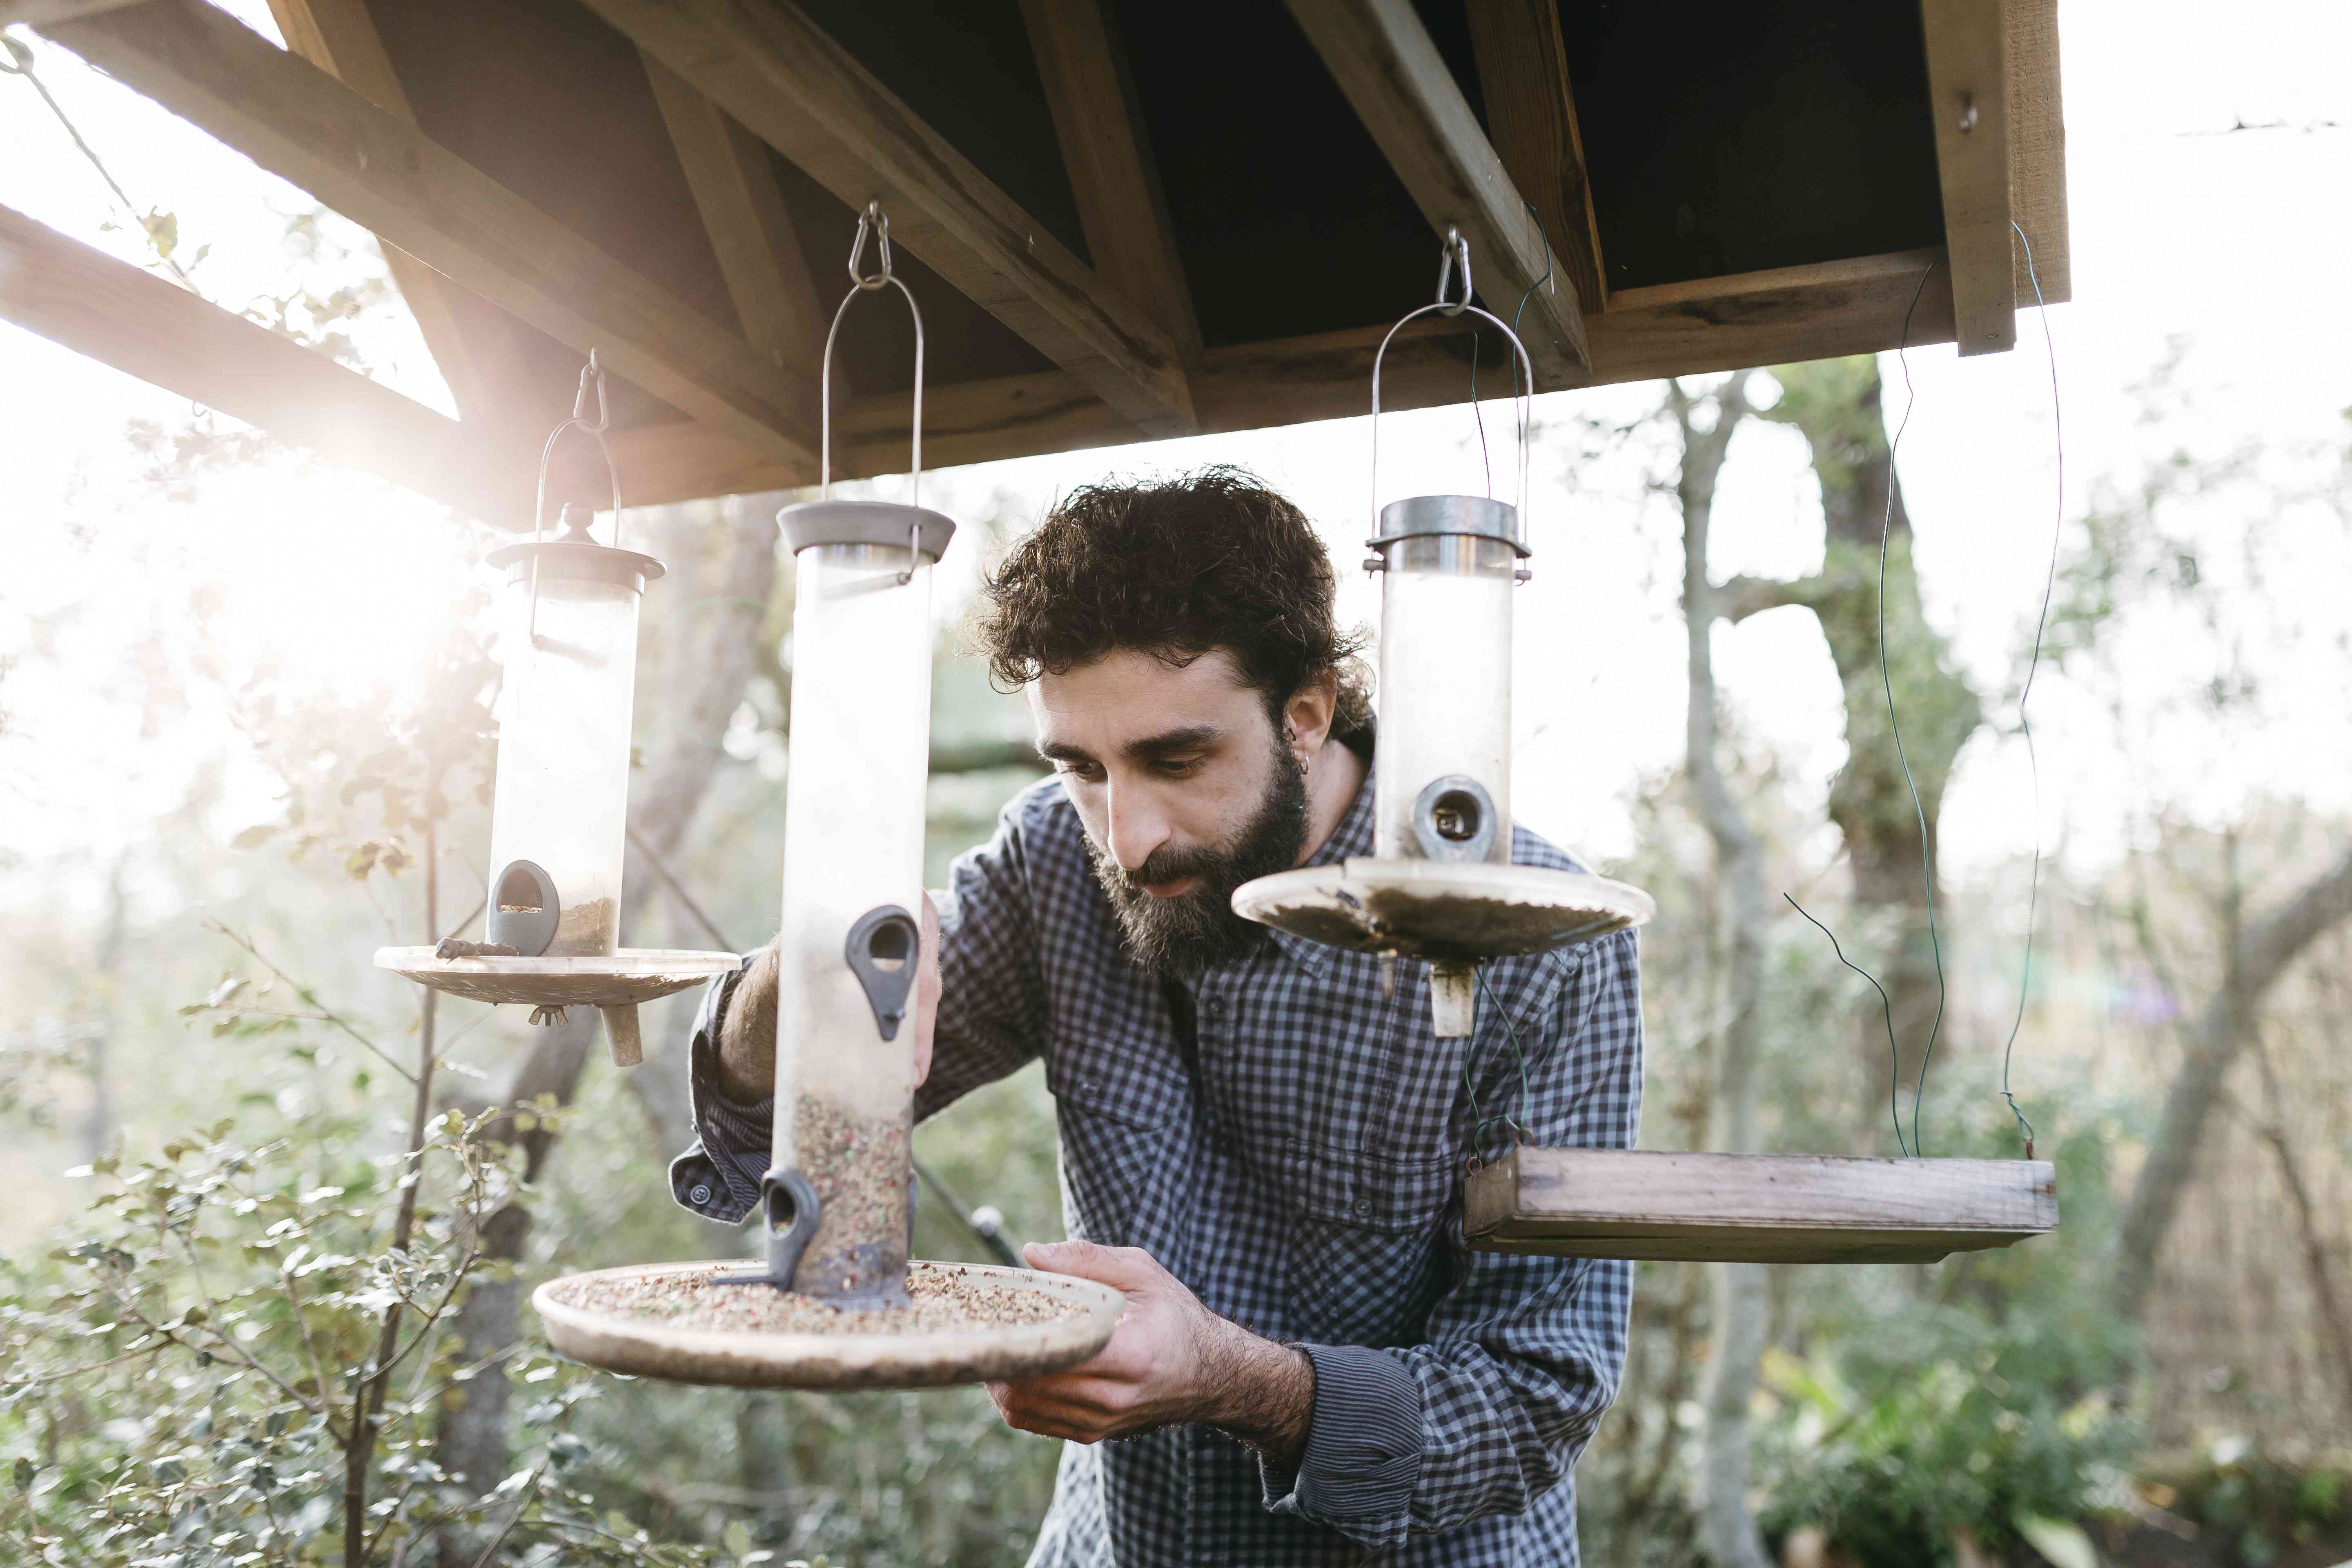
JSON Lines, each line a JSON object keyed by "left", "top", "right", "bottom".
{"left": 1463, "top": 1147, "right": 2058, "bottom": 1265}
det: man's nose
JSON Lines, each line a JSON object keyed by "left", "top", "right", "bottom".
{"left": 1104, "top": 779, "right": 1172, "bottom": 873}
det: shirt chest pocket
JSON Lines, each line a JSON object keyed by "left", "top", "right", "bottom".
{"left": 1046, "top": 1021, "right": 1191, "bottom": 1250}
{"left": 1282, "top": 1149, "right": 1460, "bottom": 1345}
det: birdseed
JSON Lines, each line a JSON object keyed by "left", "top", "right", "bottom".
{"left": 793, "top": 1094, "right": 911, "bottom": 1301}
{"left": 549, "top": 896, "right": 617, "bottom": 956}
{"left": 544, "top": 1262, "right": 1086, "bottom": 1335}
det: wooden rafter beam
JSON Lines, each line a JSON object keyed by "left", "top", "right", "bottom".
{"left": 0, "top": 0, "right": 137, "bottom": 22}
{"left": 640, "top": 52, "right": 831, "bottom": 371}
{"left": 608, "top": 248, "right": 1962, "bottom": 506}
{"left": 0, "top": 201, "right": 513, "bottom": 521}
{"left": 263, "top": 0, "right": 540, "bottom": 444}
{"left": 1017, "top": 0, "right": 1201, "bottom": 363}
{"left": 577, "top": 0, "right": 1197, "bottom": 439}
{"left": 1461, "top": 0, "right": 1606, "bottom": 314}
{"left": 1919, "top": 0, "right": 2016, "bottom": 354}
{"left": 38, "top": 0, "right": 818, "bottom": 466}
{"left": 1286, "top": 0, "right": 1589, "bottom": 386}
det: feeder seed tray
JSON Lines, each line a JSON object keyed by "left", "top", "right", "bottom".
{"left": 1233, "top": 859, "right": 1657, "bottom": 962}
{"left": 373, "top": 947, "right": 742, "bottom": 1067}
{"left": 1463, "top": 1147, "right": 2059, "bottom": 1265}
{"left": 533, "top": 1259, "right": 1125, "bottom": 1390}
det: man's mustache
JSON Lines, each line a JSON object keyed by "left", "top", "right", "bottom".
{"left": 1101, "top": 842, "right": 1227, "bottom": 895}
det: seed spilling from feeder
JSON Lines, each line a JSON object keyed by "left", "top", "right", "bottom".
{"left": 531, "top": 207, "right": 1120, "bottom": 1388}
{"left": 1232, "top": 231, "right": 1656, "bottom": 1038}
{"left": 376, "top": 354, "right": 741, "bottom": 1065}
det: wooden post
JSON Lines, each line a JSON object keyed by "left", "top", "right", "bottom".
{"left": 1919, "top": 0, "right": 2016, "bottom": 354}
{"left": 600, "top": 1004, "right": 644, "bottom": 1069}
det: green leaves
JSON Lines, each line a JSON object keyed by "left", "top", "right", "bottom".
{"left": 343, "top": 839, "right": 413, "bottom": 880}
{"left": 2013, "top": 1512, "right": 2099, "bottom": 1568}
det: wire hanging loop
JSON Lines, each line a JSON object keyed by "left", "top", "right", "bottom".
{"left": 526, "top": 348, "right": 625, "bottom": 639}
{"left": 1369, "top": 230, "right": 1533, "bottom": 567}
{"left": 820, "top": 202, "right": 928, "bottom": 586}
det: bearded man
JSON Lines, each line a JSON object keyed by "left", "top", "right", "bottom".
{"left": 669, "top": 468, "right": 1641, "bottom": 1566}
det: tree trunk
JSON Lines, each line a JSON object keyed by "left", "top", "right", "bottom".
{"left": 430, "top": 1011, "right": 598, "bottom": 1495}
{"left": 1673, "top": 376, "right": 1775, "bottom": 1568}
{"left": 619, "top": 491, "right": 787, "bottom": 1155}
{"left": 2111, "top": 845, "right": 2352, "bottom": 1318}
{"left": 428, "top": 493, "right": 782, "bottom": 1525}
{"left": 81, "top": 850, "right": 130, "bottom": 1165}
{"left": 2244, "top": 1037, "right": 2352, "bottom": 1412}
{"left": 1743, "top": 357, "right": 1982, "bottom": 1146}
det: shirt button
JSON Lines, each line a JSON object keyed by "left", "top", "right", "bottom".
{"left": 1204, "top": 997, "right": 1227, "bottom": 1023}
{"left": 689, "top": 1184, "right": 714, "bottom": 1206}
{"left": 1353, "top": 1198, "right": 1373, "bottom": 1216}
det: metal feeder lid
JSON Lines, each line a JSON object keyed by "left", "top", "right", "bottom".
{"left": 486, "top": 504, "right": 667, "bottom": 593}
{"left": 778, "top": 497, "right": 956, "bottom": 560}
{"left": 1370, "top": 494, "right": 1528, "bottom": 557}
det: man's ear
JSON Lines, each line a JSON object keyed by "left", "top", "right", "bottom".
{"left": 1282, "top": 671, "right": 1340, "bottom": 763}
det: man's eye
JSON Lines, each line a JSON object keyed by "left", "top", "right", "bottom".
{"left": 1055, "top": 762, "right": 1104, "bottom": 783}
{"left": 1152, "top": 758, "right": 1201, "bottom": 777}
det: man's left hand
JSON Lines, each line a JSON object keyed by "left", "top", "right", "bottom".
{"left": 988, "top": 1240, "right": 1314, "bottom": 1462}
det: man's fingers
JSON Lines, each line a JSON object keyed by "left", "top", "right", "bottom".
{"left": 991, "top": 1383, "right": 1134, "bottom": 1441}
{"left": 1022, "top": 1238, "right": 1163, "bottom": 1289}
{"left": 1019, "top": 1377, "right": 1138, "bottom": 1417}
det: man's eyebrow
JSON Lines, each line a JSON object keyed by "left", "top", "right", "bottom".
{"left": 1034, "top": 726, "right": 1225, "bottom": 766}
{"left": 1122, "top": 725, "right": 1222, "bottom": 760}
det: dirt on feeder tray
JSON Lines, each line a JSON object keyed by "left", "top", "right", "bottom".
{"left": 543, "top": 1262, "right": 1085, "bottom": 1335}
{"left": 547, "top": 896, "right": 617, "bottom": 957}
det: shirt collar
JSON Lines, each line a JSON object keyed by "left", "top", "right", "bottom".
{"left": 1261, "top": 745, "right": 1377, "bottom": 977}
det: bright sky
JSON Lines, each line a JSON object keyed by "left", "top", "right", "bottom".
{"left": 2, "top": 0, "right": 2348, "bottom": 930}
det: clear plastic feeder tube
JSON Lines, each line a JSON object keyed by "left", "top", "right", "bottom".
{"left": 1370, "top": 500, "right": 1522, "bottom": 866}
{"left": 484, "top": 549, "right": 647, "bottom": 957}
{"left": 770, "top": 531, "right": 940, "bottom": 1304}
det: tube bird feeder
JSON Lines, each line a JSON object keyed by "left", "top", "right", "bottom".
{"left": 531, "top": 207, "right": 1120, "bottom": 1388}
{"left": 1233, "top": 231, "right": 1656, "bottom": 1038}
{"left": 375, "top": 354, "right": 740, "bottom": 1065}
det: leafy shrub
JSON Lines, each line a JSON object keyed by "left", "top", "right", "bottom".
{"left": 0, "top": 1103, "right": 754, "bottom": 1565}
{"left": 1756, "top": 1115, "right": 2140, "bottom": 1565}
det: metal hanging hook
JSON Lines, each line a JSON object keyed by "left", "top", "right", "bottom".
{"left": 814, "top": 202, "right": 928, "bottom": 586}
{"left": 525, "top": 348, "right": 626, "bottom": 639}
{"left": 1368, "top": 233, "right": 1534, "bottom": 572}
{"left": 847, "top": 201, "right": 895, "bottom": 289}
{"left": 1434, "top": 225, "right": 1473, "bottom": 316}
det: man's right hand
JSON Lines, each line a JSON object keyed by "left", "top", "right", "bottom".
{"left": 711, "top": 895, "right": 940, "bottom": 1103}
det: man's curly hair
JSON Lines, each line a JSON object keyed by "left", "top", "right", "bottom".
{"left": 976, "top": 467, "right": 1372, "bottom": 737}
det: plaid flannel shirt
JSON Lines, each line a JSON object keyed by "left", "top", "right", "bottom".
{"left": 670, "top": 756, "right": 1642, "bottom": 1566}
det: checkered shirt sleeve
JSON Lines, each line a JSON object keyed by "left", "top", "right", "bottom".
{"left": 668, "top": 793, "right": 1053, "bottom": 1221}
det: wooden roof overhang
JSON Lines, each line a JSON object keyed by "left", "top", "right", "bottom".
{"left": 1, "top": 0, "right": 2068, "bottom": 526}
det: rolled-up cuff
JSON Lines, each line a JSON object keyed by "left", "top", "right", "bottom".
{"left": 1260, "top": 1343, "right": 1422, "bottom": 1533}
{"left": 668, "top": 968, "right": 774, "bottom": 1224}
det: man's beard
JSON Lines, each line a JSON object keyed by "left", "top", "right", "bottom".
{"left": 1088, "top": 734, "right": 1309, "bottom": 976}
